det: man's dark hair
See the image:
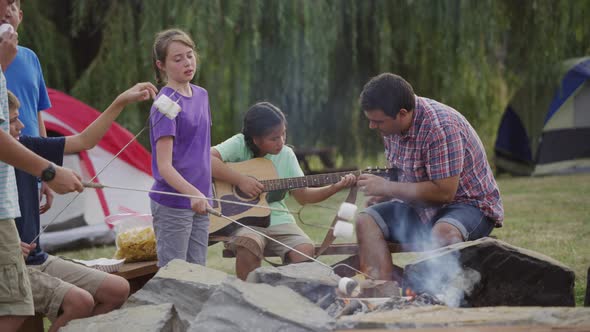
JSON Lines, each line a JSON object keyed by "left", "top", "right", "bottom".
{"left": 360, "top": 73, "right": 415, "bottom": 118}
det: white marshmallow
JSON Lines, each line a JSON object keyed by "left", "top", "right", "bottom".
{"left": 165, "top": 101, "right": 181, "bottom": 119}
{"left": 333, "top": 220, "right": 354, "bottom": 238}
{"left": 153, "top": 94, "right": 181, "bottom": 119}
{"left": 337, "top": 202, "right": 358, "bottom": 221}
{"left": 0, "top": 23, "right": 14, "bottom": 36}
{"left": 338, "top": 277, "right": 360, "bottom": 297}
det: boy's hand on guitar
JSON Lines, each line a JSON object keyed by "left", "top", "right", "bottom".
{"left": 237, "top": 175, "right": 264, "bottom": 198}
{"left": 333, "top": 173, "right": 357, "bottom": 190}
{"left": 190, "top": 193, "right": 211, "bottom": 215}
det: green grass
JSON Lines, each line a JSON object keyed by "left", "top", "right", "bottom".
{"left": 55, "top": 173, "right": 590, "bottom": 306}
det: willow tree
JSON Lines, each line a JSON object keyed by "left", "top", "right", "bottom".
{"left": 19, "top": 0, "right": 590, "bottom": 165}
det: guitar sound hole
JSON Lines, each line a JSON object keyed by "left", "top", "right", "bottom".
{"left": 234, "top": 187, "right": 258, "bottom": 201}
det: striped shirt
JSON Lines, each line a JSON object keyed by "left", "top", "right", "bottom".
{"left": 384, "top": 96, "right": 503, "bottom": 226}
{"left": 0, "top": 67, "right": 21, "bottom": 219}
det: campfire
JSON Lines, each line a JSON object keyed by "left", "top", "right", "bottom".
{"left": 326, "top": 281, "right": 447, "bottom": 318}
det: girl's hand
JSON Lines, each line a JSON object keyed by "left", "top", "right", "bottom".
{"left": 190, "top": 193, "right": 211, "bottom": 215}
{"left": 117, "top": 82, "right": 158, "bottom": 105}
{"left": 237, "top": 175, "right": 264, "bottom": 198}
{"left": 333, "top": 173, "right": 357, "bottom": 190}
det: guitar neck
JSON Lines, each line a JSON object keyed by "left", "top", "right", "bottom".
{"left": 260, "top": 170, "right": 361, "bottom": 192}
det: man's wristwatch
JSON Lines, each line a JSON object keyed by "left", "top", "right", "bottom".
{"left": 40, "top": 163, "right": 56, "bottom": 182}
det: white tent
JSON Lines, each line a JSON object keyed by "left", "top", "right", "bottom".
{"left": 40, "top": 89, "right": 153, "bottom": 250}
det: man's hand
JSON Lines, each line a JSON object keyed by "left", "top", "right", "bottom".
{"left": 237, "top": 175, "right": 264, "bottom": 198}
{"left": 357, "top": 174, "right": 391, "bottom": 197}
{"left": 20, "top": 241, "right": 36, "bottom": 258}
{"left": 190, "top": 193, "right": 211, "bottom": 215}
{"left": 46, "top": 166, "right": 84, "bottom": 194}
{"left": 365, "top": 195, "right": 389, "bottom": 207}
{"left": 0, "top": 28, "right": 18, "bottom": 69}
{"left": 39, "top": 182, "right": 54, "bottom": 214}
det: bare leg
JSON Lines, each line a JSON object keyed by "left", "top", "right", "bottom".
{"left": 49, "top": 287, "right": 94, "bottom": 332}
{"left": 92, "top": 275, "right": 129, "bottom": 315}
{"left": 431, "top": 222, "right": 464, "bottom": 248}
{"left": 235, "top": 247, "right": 262, "bottom": 280}
{"left": 286, "top": 243, "right": 314, "bottom": 263}
{"left": 356, "top": 214, "right": 394, "bottom": 280}
{"left": 0, "top": 316, "right": 27, "bottom": 332}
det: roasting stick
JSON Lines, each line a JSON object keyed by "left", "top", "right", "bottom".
{"left": 30, "top": 89, "right": 179, "bottom": 246}
{"left": 82, "top": 182, "right": 296, "bottom": 214}
{"left": 82, "top": 181, "right": 373, "bottom": 284}
{"left": 83, "top": 182, "right": 355, "bottom": 238}
{"left": 28, "top": 114, "right": 168, "bottom": 246}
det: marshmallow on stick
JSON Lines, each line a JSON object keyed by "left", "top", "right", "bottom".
{"left": 333, "top": 220, "right": 354, "bottom": 238}
{"left": 0, "top": 23, "right": 14, "bottom": 36}
{"left": 338, "top": 277, "right": 360, "bottom": 297}
{"left": 337, "top": 202, "right": 358, "bottom": 221}
{"left": 153, "top": 94, "right": 181, "bottom": 119}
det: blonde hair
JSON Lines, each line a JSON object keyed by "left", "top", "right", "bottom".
{"left": 152, "top": 29, "right": 197, "bottom": 86}
{"left": 7, "top": 90, "right": 20, "bottom": 111}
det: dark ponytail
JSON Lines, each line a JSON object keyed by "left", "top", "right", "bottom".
{"left": 242, "top": 102, "right": 286, "bottom": 156}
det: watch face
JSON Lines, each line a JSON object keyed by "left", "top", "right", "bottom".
{"left": 42, "top": 164, "right": 56, "bottom": 182}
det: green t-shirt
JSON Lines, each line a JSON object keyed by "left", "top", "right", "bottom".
{"left": 213, "top": 134, "right": 304, "bottom": 226}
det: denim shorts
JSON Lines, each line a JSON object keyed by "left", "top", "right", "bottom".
{"left": 361, "top": 201, "right": 494, "bottom": 243}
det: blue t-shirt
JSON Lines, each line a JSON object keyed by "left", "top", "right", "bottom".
{"left": 0, "top": 67, "right": 20, "bottom": 219}
{"left": 15, "top": 136, "right": 65, "bottom": 265}
{"left": 5, "top": 46, "right": 51, "bottom": 137}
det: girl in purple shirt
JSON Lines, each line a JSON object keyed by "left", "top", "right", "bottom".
{"left": 149, "top": 29, "right": 212, "bottom": 267}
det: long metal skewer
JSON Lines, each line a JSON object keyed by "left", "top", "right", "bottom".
{"left": 81, "top": 182, "right": 372, "bottom": 279}
{"left": 83, "top": 182, "right": 297, "bottom": 214}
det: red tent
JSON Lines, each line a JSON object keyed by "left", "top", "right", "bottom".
{"left": 40, "top": 89, "right": 153, "bottom": 229}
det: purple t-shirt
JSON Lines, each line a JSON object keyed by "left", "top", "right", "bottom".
{"left": 149, "top": 85, "right": 212, "bottom": 209}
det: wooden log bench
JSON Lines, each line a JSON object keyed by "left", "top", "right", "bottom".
{"left": 113, "top": 260, "right": 159, "bottom": 294}
{"left": 214, "top": 236, "right": 420, "bottom": 279}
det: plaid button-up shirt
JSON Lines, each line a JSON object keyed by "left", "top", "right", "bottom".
{"left": 383, "top": 96, "right": 504, "bottom": 226}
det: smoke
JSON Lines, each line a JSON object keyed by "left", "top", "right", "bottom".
{"left": 404, "top": 249, "right": 481, "bottom": 307}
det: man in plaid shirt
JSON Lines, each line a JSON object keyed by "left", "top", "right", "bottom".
{"left": 356, "top": 73, "right": 503, "bottom": 281}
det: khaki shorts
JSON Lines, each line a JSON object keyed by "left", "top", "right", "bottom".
{"left": 28, "top": 255, "right": 108, "bottom": 320}
{"left": 226, "top": 223, "right": 313, "bottom": 262}
{"left": 0, "top": 219, "right": 34, "bottom": 316}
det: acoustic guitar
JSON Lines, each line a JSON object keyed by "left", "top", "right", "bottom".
{"left": 209, "top": 158, "right": 396, "bottom": 234}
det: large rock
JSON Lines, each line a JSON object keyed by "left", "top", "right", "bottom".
{"left": 125, "top": 259, "right": 233, "bottom": 330}
{"left": 190, "top": 278, "right": 335, "bottom": 332}
{"left": 246, "top": 262, "right": 340, "bottom": 308}
{"left": 61, "top": 303, "right": 181, "bottom": 332}
{"left": 336, "top": 306, "right": 590, "bottom": 330}
{"left": 403, "top": 237, "right": 576, "bottom": 307}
